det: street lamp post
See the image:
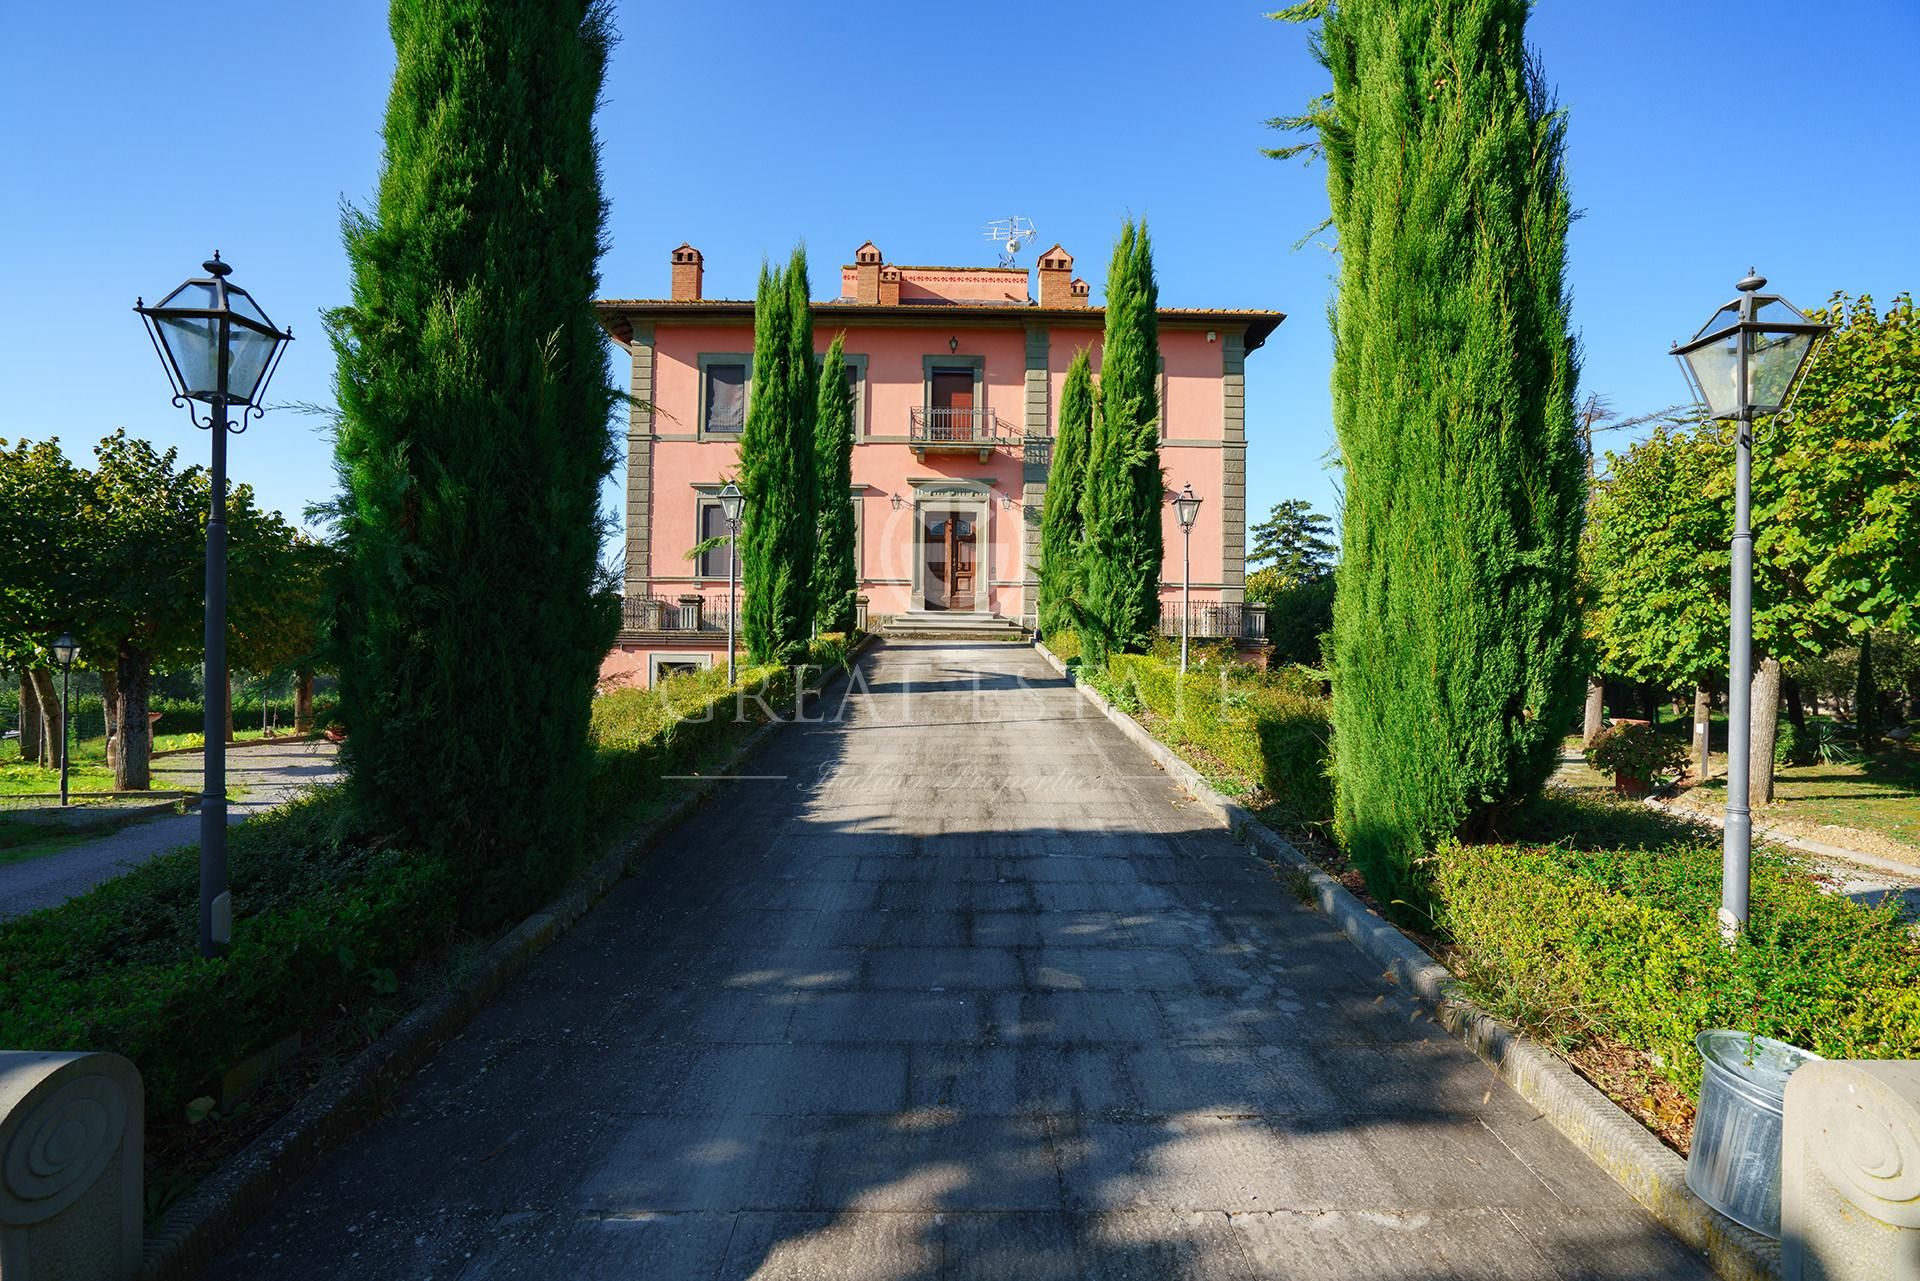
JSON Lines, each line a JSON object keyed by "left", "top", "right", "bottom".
{"left": 50, "top": 633, "right": 78, "bottom": 807}
{"left": 718, "top": 481, "right": 744, "bottom": 684}
{"left": 136, "top": 253, "right": 292, "bottom": 958}
{"left": 1670, "top": 271, "right": 1828, "bottom": 944}
{"left": 1172, "top": 485, "right": 1202, "bottom": 674}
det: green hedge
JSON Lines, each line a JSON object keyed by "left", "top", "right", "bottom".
{"left": 0, "top": 637, "right": 856, "bottom": 1129}
{"left": 589, "top": 636, "right": 850, "bottom": 811}
{"left": 0, "top": 789, "right": 457, "bottom": 1122}
{"left": 1102, "top": 653, "right": 1334, "bottom": 828}
{"left": 1433, "top": 835, "right": 1920, "bottom": 1097}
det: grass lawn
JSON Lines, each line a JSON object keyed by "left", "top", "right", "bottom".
{"left": 1675, "top": 741, "right": 1920, "bottom": 861}
{"left": 0, "top": 738, "right": 117, "bottom": 796}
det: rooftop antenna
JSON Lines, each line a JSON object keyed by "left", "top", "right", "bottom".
{"left": 983, "top": 216, "right": 1037, "bottom": 267}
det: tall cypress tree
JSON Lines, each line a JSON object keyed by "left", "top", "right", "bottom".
{"left": 1276, "top": 0, "right": 1584, "bottom": 910}
{"left": 813, "top": 333, "right": 858, "bottom": 633}
{"left": 738, "top": 248, "right": 816, "bottom": 663}
{"left": 328, "top": 0, "right": 619, "bottom": 924}
{"left": 1078, "top": 221, "right": 1163, "bottom": 666}
{"left": 1038, "top": 346, "right": 1094, "bottom": 638}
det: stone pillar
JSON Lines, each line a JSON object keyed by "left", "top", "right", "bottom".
{"left": 1782, "top": 1059, "right": 1920, "bottom": 1280}
{"left": 0, "top": 1051, "right": 143, "bottom": 1281}
{"left": 677, "top": 594, "right": 705, "bottom": 631}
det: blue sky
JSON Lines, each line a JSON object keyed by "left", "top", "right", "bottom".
{"left": 4, "top": 1, "right": 1916, "bottom": 544}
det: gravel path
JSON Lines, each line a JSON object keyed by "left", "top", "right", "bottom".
{"left": 0, "top": 739, "right": 341, "bottom": 920}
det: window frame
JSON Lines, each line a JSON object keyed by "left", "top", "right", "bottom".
{"left": 695, "top": 352, "right": 753, "bottom": 441}
{"left": 692, "top": 489, "right": 736, "bottom": 581}
{"left": 649, "top": 653, "right": 712, "bottom": 688}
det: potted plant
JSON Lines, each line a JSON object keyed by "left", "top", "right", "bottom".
{"left": 1587, "top": 722, "right": 1687, "bottom": 795}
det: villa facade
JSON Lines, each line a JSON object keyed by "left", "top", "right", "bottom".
{"left": 596, "top": 240, "right": 1283, "bottom": 687}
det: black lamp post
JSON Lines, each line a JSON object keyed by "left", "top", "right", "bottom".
{"left": 136, "top": 253, "right": 292, "bottom": 958}
{"left": 718, "top": 481, "right": 744, "bottom": 684}
{"left": 1172, "top": 485, "right": 1202, "bottom": 674}
{"left": 50, "top": 633, "right": 78, "bottom": 807}
{"left": 1670, "top": 271, "right": 1827, "bottom": 944}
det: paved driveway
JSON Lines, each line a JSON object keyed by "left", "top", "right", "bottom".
{"left": 207, "top": 641, "right": 1711, "bottom": 1280}
{"left": 0, "top": 739, "right": 341, "bottom": 919}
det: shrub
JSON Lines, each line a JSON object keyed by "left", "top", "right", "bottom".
{"left": 1106, "top": 653, "right": 1333, "bottom": 828}
{"left": 1587, "top": 722, "right": 1688, "bottom": 785}
{"left": 1433, "top": 833, "right": 1920, "bottom": 1097}
{"left": 0, "top": 788, "right": 458, "bottom": 1122}
{"left": 1778, "top": 715, "right": 1855, "bottom": 768}
{"left": 589, "top": 636, "right": 852, "bottom": 819}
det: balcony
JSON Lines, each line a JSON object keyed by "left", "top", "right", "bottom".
{"left": 1157, "top": 600, "right": 1268, "bottom": 643}
{"left": 908, "top": 407, "right": 1018, "bottom": 461}
{"left": 621, "top": 594, "right": 731, "bottom": 635}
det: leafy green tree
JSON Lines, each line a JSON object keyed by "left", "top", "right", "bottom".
{"left": 1037, "top": 347, "right": 1094, "bottom": 638}
{"left": 0, "top": 437, "right": 88, "bottom": 766}
{"left": 1586, "top": 419, "right": 1728, "bottom": 692}
{"left": 1249, "top": 498, "right": 1337, "bottom": 586}
{"left": 1077, "top": 220, "right": 1163, "bottom": 666}
{"left": 1274, "top": 0, "right": 1586, "bottom": 911}
{"left": 738, "top": 249, "right": 818, "bottom": 663}
{"left": 812, "top": 333, "right": 857, "bottom": 634}
{"left": 1247, "top": 566, "right": 1335, "bottom": 668}
{"left": 327, "top": 0, "right": 621, "bottom": 923}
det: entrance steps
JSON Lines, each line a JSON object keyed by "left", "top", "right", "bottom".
{"left": 879, "top": 612, "right": 1029, "bottom": 641}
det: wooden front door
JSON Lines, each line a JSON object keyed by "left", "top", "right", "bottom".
{"left": 922, "top": 509, "right": 977, "bottom": 611}
{"left": 929, "top": 369, "right": 974, "bottom": 442}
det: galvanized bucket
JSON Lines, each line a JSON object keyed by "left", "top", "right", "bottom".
{"left": 1686, "top": 1030, "right": 1822, "bottom": 1238}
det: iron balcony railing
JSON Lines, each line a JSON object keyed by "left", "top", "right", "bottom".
{"left": 908, "top": 406, "right": 1016, "bottom": 446}
{"left": 1157, "top": 601, "right": 1268, "bottom": 642}
{"left": 621, "top": 595, "right": 732, "bottom": 634}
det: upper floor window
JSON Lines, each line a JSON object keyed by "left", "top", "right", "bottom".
{"left": 705, "top": 361, "right": 746, "bottom": 434}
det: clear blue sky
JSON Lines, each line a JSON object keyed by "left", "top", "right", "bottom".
{"left": 5, "top": 1, "right": 1915, "bottom": 545}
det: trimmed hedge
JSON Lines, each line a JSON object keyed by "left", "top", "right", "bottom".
{"left": 1102, "top": 653, "right": 1334, "bottom": 828}
{"left": 0, "top": 789, "right": 457, "bottom": 1122}
{"left": 1433, "top": 835, "right": 1920, "bottom": 1097}
{"left": 0, "top": 636, "right": 856, "bottom": 1130}
{"left": 589, "top": 636, "right": 850, "bottom": 809}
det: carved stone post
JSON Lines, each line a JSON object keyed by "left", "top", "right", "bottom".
{"left": 0, "top": 1051, "right": 143, "bottom": 1280}
{"left": 1782, "top": 1060, "right": 1920, "bottom": 1280}
{"left": 677, "top": 593, "right": 704, "bottom": 631}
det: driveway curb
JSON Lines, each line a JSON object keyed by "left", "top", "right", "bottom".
{"left": 141, "top": 637, "right": 873, "bottom": 1281}
{"left": 1033, "top": 641, "right": 1779, "bottom": 1281}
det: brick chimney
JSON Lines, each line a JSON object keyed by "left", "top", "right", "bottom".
{"left": 853, "top": 241, "right": 883, "bottom": 304}
{"left": 670, "top": 243, "right": 703, "bottom": 301}
{"left": 878, "top": 263, "right": 901, "bottom": 307}
{"left": 1036, "top": 244, "right": 1074, "bottom": 308}
{"left": 1069, "top": 277, "right": 1090, "bottom": 309}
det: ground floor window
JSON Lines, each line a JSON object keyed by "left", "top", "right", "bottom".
{"left": 649, "top": 653, "right": 712, "bottom": 687}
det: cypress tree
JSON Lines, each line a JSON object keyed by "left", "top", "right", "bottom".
{"left": 327, "top": 0, "right": 619, "bottom": 924}
{"left": 1856, "top": 633, "right": 1879, "bottom": 753}
{"left": 1279, "top": 0, "right": 1584, "bottom": 910}
{"left": 813, "top": 333, "right": 858, "bottom": 633}
{"left": 1038, "top": 346, "right": 1094, "bottom": 638}
{"left": 1077, "top": 221, "right": 1163, "bottom": 666}
{"left": 737, "top": 248, "right": 816, "bottom": 663}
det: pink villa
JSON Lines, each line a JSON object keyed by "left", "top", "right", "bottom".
{"left": 596, "top": 240, "right": 1284, "bottom": 687}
